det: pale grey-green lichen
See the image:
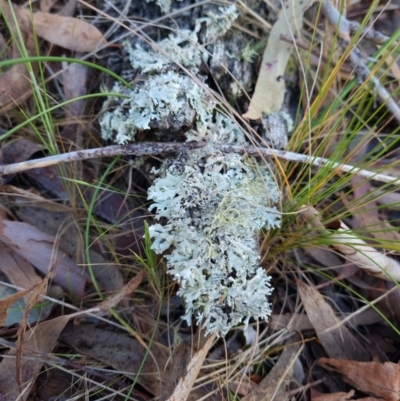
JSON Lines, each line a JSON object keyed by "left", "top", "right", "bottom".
{"left": 100, "top": 2, "right": 282, "bottom": 336}
{"left": 100, "top": 72, "right": 214, "bottom": 143}
{"left": 148, "top": 146, "right": 280, "bottom": 336}
{"left": 195, "top": 4, "right": 239, "bottom": 42}
{"left": 99, "top": 66, "right": 247, "bottom": 145}
{"left": 126, "top": 30, "right": 206, "bottom": 74}
{"left": 145, "top": 0, "right": 238, "bottom": 39}
{"left": 99, "top": 4, "right": 243, "bottom": 144}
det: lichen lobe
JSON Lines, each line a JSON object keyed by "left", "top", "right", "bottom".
{"left": 148, "top": 146, "right": 281, "bottom": 336}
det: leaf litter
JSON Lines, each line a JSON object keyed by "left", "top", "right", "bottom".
{"left": 0, "top": 0, "right": 400, "bottom": 400}
{"left": 0, "top": 1, "right": 36, "bottom": 112}
{"left": 0, "top": 208, "right": 88, "bottom": 297}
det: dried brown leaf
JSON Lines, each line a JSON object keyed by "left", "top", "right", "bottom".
{"left": 0, "top": 286, "right": 32, "bottom": 326}
{"left": 270, "top": 308, "right": 384, "bottom": 333}
{"left": 60, "top": 323, "right": 167, "bottom": 395}
{"left": 59, "top": 0, "right": 78, "bottom": 17}
{"left": 15, "top": 204, "right": 125, "bottom": 294}
{"left": 32, "top": 11, "right": 108, "bottom": 52}
{"left": 39, "top": 0, "right": 57, "bottom": 12}
{"left": 227, "top": 380, "right": 257, "bottom": 397}
{"left": 241, "top": 335, "right": 302, "bottom": 401}
{"left": 25, "top": 165, "right": 146, "bottom": 254}
{"left": 243, "top": 0, "right": 318, "bottom": 119}
{"left": 1, "top": 138, "right": 44, "bottom": 165}
{"left": 0, "top": 213, "right": 88, "bottom": 297}
{"left": 15, "top": 277, "right": 49, "bottom": 389}
{"left": 318, "top": 358, "right": 400, "bottom": 401}
{"left": 34, "top": 369, "right": 75, "bottom": 401}
{"left": 0, "top": 3, "right": 36, "bottom": 112}
{"left": 61, "top": 61, "right": 89, "bottom": 140}
{"left": 0, "top": 315, "right": 71, "bottom": 401}
{"left": 0, "top": 244, "right": 42, "bottom": 297}
{"left": 87, "top": 250, "right": 125, "bottom": 294}
{"left": 96, "top": 269, "right": 146, "bottom": 311}
{"left": 297, "top": 280, "right": 369, "bottom": 361}
{"left": 302, "top": 206, "right": 400, "bottom": 282}
{"left": 0, "top": 244, "right": 58, "bottom": 327}
{"left": 312, "top": 390, "right": 355, "bottom": 401}
{"left": 161, "top": 331, "right": 215, "bottom": 401}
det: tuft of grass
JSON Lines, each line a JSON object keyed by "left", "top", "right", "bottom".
{"left": 271, "top": 1, "right": 400, "bottom": 353}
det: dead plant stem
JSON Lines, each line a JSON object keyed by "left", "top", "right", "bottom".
{"left": 0, "top": 141, "right": 399, "bottom": 186}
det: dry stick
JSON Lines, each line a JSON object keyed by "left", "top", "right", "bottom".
{"left": 321, "top": 0, "right": 400, "bottom": 124}
{"left": 347, "top": 20, "right": 389, "bottom": 44}
{"left": 1, "top": 141, "right": 399, "bottom": 185}
{"left": 325, "top": 2, "right": 391, "bottom": 45}
{"left": 0, "top": 142, "right": 205, "bottom": 176}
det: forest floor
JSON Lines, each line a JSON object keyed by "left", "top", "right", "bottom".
{"left": 0, "top": 0, "right": 400, "bottom": 400}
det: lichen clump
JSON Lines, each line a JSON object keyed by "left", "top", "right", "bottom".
{"left": 100, "top": 72, "right": 210, "bottom": 144}
{"left": 99, "top": 4, "right": 243, "bottom": 144}
{"left": 100, "top": 3, "right": 283, "bottom": 336}
{"left": 148, "top": 147, "right": 280, "bottom": 335}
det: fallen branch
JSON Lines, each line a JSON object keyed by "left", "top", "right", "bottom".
{"left": 321, "top": 0, "right": 400, "bottom": 123}
{"left": 0, "top": 141, "right": 399, "bottom": 185}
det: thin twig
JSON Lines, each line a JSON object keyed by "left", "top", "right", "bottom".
{"left": 321, "top": 0, "right": 390, "bottom": 44}
{"left": 348, "top": 20, "right": 389, "bottom": 44}
{"left": 321, "top": 0, "right": 400, "bottom": 123}
{"left": 1, "top": 141, "right": 399, "bottom": 185}
{"left": 0, "top": 142, "right": 205, "bottom": 176}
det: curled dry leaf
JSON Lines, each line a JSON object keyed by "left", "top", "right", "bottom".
{"left": 31, "top": 11, "right": 108, "bottom": 52}
{"left": 331, "top": 220, "right": 400, "bottom": 280}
